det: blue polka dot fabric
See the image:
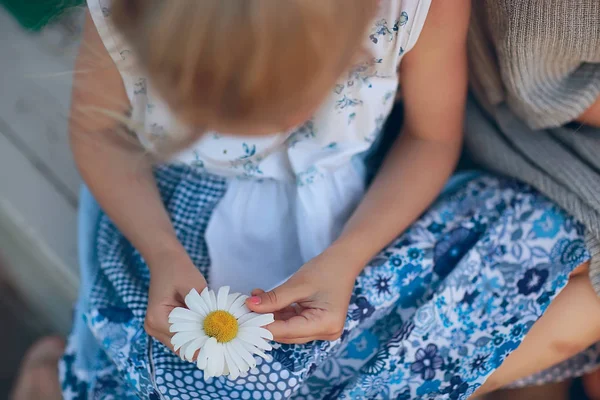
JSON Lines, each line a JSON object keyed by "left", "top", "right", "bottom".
{"left": 60, "top": 167, "right": 600, "bottom": 399}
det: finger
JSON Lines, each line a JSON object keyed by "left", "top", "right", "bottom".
{"left": 246, "top": 282, "right": 307, "bottom": 314}
{"left": 249, "top": 290, "right": 303, "bottom": 319}
{"left": 252, "top": 289, "right": 297, "bottom": 319}
{"left": 145, "top": 312, "right": 175, "bottom": 350}
{"left": 273, "top": 306, "right": 300, "bottom": 321}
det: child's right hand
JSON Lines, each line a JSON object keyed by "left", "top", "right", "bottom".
{"left": 144, "top": 251, "right": 207, "bottom": 355}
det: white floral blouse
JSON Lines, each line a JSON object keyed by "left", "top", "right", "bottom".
{"left": 89, "top": 0, "right": 432, "bottom": 293}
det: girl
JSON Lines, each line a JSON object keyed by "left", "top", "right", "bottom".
{"left": 60, "top": 0, "right": 590, "bottom": 399}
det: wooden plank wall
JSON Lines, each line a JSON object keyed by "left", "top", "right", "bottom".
{"left": 0, "top": 8, "right": 84, "bottom": 334}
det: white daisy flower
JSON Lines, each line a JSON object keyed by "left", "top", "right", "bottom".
{"left": 169, "top": 286, "right": 274, "bottom": 380}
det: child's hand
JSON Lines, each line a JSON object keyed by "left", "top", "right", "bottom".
{"left": 246, "top": 251, "right": 357, "bottom": 344}
{"left": 145, "top": 252, "right": 207, "bottom": 354}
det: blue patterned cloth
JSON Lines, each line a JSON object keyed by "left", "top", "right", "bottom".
{"left": 60, "top": 167, "right": 598, "bottom": 399}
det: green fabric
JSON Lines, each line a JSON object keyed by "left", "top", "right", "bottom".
{"left": 1, "top": 0, "right": 84, "bottom": 31}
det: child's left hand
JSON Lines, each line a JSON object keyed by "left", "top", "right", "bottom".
{"left": 245, "top": 250, "right": 358, "bottom": 344}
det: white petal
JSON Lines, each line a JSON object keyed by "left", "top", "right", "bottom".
{"left": 226, "top": 342, "right": 249, "bottom": 375}
{"left": 169, "top": 322, "right": 202, "bottom": 333}
{"left": 209, "top": 343, "right": 225, "bottom": 378}
{"left": 217, "top": 286, "right": 230, "bottom": 310}
{"left": 223, "top": 346, "right": 240, "bottom": 380}
{"left": 209, "top": 290, "right": 218, "bottom": 311}
{"left": 229, "top": 295, "right": 250, "bottom": 317}
{"left": 240, "top": 340, "right": 272, "bottom": 362}
{"left": 179, "top": 341, "right": 192, "bottom": 361}
{"left": 201, "top": 287, "right": 215, "bottom": 311}
{"left": 197, "top": 338, "right": 216, "bottom": 371}
{"left": 239, "top": 313, "right": 275, "bottom": 328}
{"left": 169, "top": 317, "right": 199, "bottom": 325}
{"left": 230, "top": 339, "right": 257, "bottom": 370}
{"left": 227, "top": 293, "right": 241, "bottom": 310}
{"left": 171, "top": 331, "right": 199, "bottom": 351}
{"left": 236, "top": 312, "right": 257, "bottom": 326}
{"left": 223, "top": 361, "right": 230, "bottom": 376}
{"left": 185, "top": 289, "right": 210, "bottom": 316}
{"left": 238, "top": 331, "right": 272, "bottom": 351}
{"left": 168, "top": 307, "right": 202, "bottom": 322}
{"left": 239, "top": 326, "right": 274, "bottom": 341}
{"left": 254, "top": 348, "right": 272, "bottom": 362}
{"left": 184, "top": 335, "right": 209, "bottom": 361}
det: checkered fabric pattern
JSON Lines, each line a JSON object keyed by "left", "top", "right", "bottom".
{"left": 91, "top": 164, "right": 227, "bottom": 372}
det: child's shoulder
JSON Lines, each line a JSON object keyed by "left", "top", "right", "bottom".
{"left": 367, "top": 0, "right": 433, "bottom": 60}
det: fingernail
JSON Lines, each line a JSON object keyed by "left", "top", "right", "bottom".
{"left": 248, "top": 296, "right": 261, "bottom": 305}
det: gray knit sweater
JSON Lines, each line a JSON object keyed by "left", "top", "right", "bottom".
{"left": 466, "top": 1, "right": 600, "bottom": 293}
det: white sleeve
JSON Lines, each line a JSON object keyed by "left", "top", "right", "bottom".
{"left": 403, "top": 0, "right": 433, "bottom": 56}
{"left": 87, "top": 0, "right": 137, "bottom": 102}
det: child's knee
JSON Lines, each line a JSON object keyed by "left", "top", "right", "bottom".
{"left": 549, "top": 334, "right": 593, "bottom": 360}
{"left": 570, "top": 260, "right": 590, "bottom": 278}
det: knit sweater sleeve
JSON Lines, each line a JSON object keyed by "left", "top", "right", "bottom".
{"left": 468, "top": 0, "right": 600, "bottom": 130}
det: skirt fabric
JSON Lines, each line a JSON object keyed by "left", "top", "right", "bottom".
{"left": 60, "top": 166, "right": 597, "bottom": 399}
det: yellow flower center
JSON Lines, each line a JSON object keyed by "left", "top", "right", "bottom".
{"left": 203, "top": 311, "right": 239, "bottom": 343}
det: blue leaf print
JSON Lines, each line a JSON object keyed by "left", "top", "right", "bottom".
{"left": 335, "top": 95, "right": 363, "bottom": 110}
{"left": 133, "top": 78, "right": 147, "bottom": 95}
{"left": 296, "top": 166, "right": 323, "bottom": 187}
{"left": 241, "top": 160, "right": 262, "bottom": 175}
{"left": 348, "top": 112, "right": 357, "bottom": 125}
{"left": 288, "top": 121, "right": 316, "bottom": 148}
{"left": 149, "top": 123, "right": 166, "bottom": 139}
{"left": 192, "top": 150, "right": 205, "bottom": 169}
{"left": 322, "top": 360, "right": 334, "bottom": 377}
{"left": 519, "top": 210, "right": 534, "bottom": 222}
{"left": 229, "top": 143, "right": 263, "bottom": 177}
{"left": 383, "top": 91, "right": 396, "bottom": 105}
{"left": 241, "top": 143, "right": 256, "bottom": 158}
{"left": 511, "top": 228, "right": 523, "bottom": 241}
{"left": 346, "top": 58, "right": 383, "bottom": 89}
{"left": 511, "top": 243, "right": 523, "bottom": 259}
{"left": 370, "top": 256, "right": 388, "bottom": 267}
{"left": 400, "top": 11, "right": 409, "bottom": 26}
{"left": 370, "top": 19, "right": 396, "bottom": 44}
{"left": 530, "top": 246, "right": 549, "bottom": 258}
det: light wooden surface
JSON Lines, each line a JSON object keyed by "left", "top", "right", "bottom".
{"left": 0, "top": 7, "right": 85, "bottom": 334}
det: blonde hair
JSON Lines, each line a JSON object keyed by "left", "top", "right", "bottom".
{"left": 111, "top": 0, "right": 378, "bottom": 136}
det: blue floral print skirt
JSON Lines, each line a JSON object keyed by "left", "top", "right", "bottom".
{"left": 60, "top": 166, "right": 598, "bottom": 399}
